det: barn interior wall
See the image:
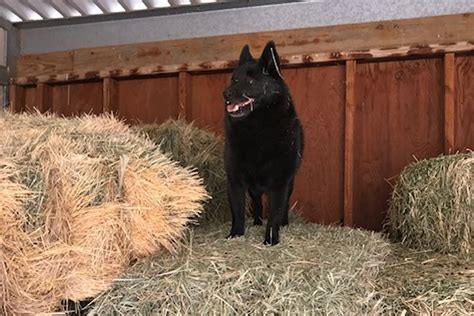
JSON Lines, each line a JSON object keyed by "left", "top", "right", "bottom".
{"left": 18, "top": 0, "right": 474, "bottom": 55}
{"left": 0, "top": 17, "right": 19, "bottom": 107}
{"left": 6, "top": 10, "right": 474, "bottom": 231}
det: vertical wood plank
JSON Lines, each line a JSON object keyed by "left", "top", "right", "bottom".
{"left": 9, "top": 84, "right": 25, "bottom": 113}
{"left": 36, "top": 83, "right": 52, "bottom": 113}
{"left": 24, "top": 87, "right": 37, "bottom": 112}
{"left": 354, "top": 59, "right": 444, "bottom": 230}
{"left": 444, "top": 53, "right": 456, "bottom": 153}
{"left": 103, "top": 78, "right": 118, "bottom": 114}
{"left": 285, "top": 66, "right": 346, "bottom": 225}
{"left": 117, "top": 76, "right": 179, "bottom": 124}
{"left": 454, "top": 55, "right": 474, "bottom": 151}
{"left": 190, "top": 72, "right": 230, "bottom": 134}
{"left": 178, "top": 72, "right": 192, "bottom": 120}
{"left": 344, "top": 60, "right": 356, "bottom": 227}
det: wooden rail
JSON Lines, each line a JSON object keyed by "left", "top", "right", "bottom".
{"left": 11, "top": 41, "right": 474, "bottom": 86}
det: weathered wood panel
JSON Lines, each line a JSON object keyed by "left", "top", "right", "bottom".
{"left": 24, "top": 87, "right": 36, "bottom": 112}
{"left": 284, "top": 65, "right": 346, "bottom": 224}
{"left": 178, "top": 72, "right": 192, "bottom": 120}
{"left": 344, "top": 60, "right": 356, "bottom": 226}
{"left": 444, "top": 53, "right": 456, "bottom": 153}
{"left": 36, "top": 83, "right": 53, "bottom": 113}
{"left": 17, "top": 51, "right": 74, "bottom": 77}
{"left": 354, "top": 59, "right": 444, "bottom": 230}
{"left": 9, "top": 85, "right": 25, "bottom": 113}
{"left": 51, "top": 82, "right": 103, "bottom": 116}
{"left": 15, "top": 13, "right": 474, "bottom": 82}
{"left": 455, "top": 55, "right": 474, "bottom": 151}
{"left": 116, "top": 76, "right": 179, "bottom": 124}
{"left": 189, "top": 72, "right": 230, "bottom": 134}
{"left": 103, "top": 78, "right": 119, "bottom": 114}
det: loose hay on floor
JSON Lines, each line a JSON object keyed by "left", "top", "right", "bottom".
{"left": 90, "top": 220, "right": 390, "bottom": 315}
{"left": 387, "top": 152, "right": 473, "bottom": 258}
{"left": 135, "top": 119, "right": 230, "bottom": 224}
{"left": 378, "top": 245, "right": 473, "bottom": 315}
{"left": 0, "top": 112, "right": 209, "bottom": 314}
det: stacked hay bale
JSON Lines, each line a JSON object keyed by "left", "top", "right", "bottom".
{"left": 387, "top": 152, "right": 473, "bottom": 258}
{"left": 135, "top": 119, "right": 231, "bottom": 224}
{"left": 90, "top": 218, "right": 391, "bottom": 315}
{"left": 0, "top": 112, "right": 209, "bottom": 314}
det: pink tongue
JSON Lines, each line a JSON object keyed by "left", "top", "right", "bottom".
{"left": 227, "top": 104, "right": 240, "bottom": 113}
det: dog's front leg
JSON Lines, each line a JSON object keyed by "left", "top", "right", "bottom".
{"left": 227, "top": 179, "right": 246, "bottom": 238}
{"left": 264, "top": 185, "right": 289, "bottom": 245}
{"left": 282, "top": 177, "right": 295, "bottom": 226}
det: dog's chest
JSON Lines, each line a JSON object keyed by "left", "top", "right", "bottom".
{"left": 230, "top": 124, "right": 297, "bottom": 181}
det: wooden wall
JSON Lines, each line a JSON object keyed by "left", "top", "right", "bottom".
{"left": 9, "top": 14, "right": 474, "bottom": 231}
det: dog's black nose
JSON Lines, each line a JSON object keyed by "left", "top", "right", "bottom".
{"left": 225, "top": 100, "right": 231, "bottom": 105}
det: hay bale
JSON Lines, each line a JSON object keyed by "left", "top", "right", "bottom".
{"left": 135, "top": 119, "right": 231, "bottom": 224}
{"left": 386, "top": 152, "right": 473, "bottom": 258}
{"left": 0, "top": 112, "right": 209, "bottom": 314}
{"left": 377, "top": 245, "right": 473, "bottom": 314}
{"left": 90, "top": 218, "right": 390, "bottom": 315}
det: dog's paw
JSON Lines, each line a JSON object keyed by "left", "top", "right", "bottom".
{"left": 226, "top": 232, "right": 244, "bottom": 239}
{"left": 281, "top": 220, "right": 289, "bottom": 227}
{"left": 253, "top": 219, "right": 263, "bottom": 226}
{"left": 263, "top": 237, "right": 279, "bottom": 246}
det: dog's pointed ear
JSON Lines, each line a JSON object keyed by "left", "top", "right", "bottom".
{"left": 259, "top": 41, "right": 283, "bottom": 79}
{"left": 239, "top": 44, "right": 253, "bottom": 65}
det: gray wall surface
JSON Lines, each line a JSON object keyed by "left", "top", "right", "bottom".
{"left": 18, "top": 0, "right": 474, "bottom": 54}
{"left": 1, "top": 17, "right": 19, "bottom": 83}
{"left": 1, "top": 16, "right": 19, "bottom": 107}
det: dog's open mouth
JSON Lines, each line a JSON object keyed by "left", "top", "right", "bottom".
{"left": 226, "top": 96, "right": 255, "bottom": 117}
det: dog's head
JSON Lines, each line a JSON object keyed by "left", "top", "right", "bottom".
{"left": 223, "top": 41, "right": 285, "bottom": 119}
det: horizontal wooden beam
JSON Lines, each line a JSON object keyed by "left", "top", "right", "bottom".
{"left": 12, "top": 41, "right": 474, "bottom": 86}
{"left": 16, "top": 13, "right": 474, "bottom": 78}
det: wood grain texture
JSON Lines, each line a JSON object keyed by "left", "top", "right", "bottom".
{"left": 354, "top": 59, "right": 444, "bottom": 230}
{"left": 70, "top": 82, "right": 104, "bottom": 115}
{"left": 13, "top": 42, "right": 474, "bottom": 86}
{"left": 36, "top": 83, "right": 52, "bottom": 113}
{"left": 344, "top": 60, "right": 356, "bottom": 226}
{"left": 116, "top": 76, "right": 179, "bottom": 124}
{"left": 9, "top": 85, "right": 25, "bottom": 113}
{"left": 24, "top": 87, "right": 37, "bottom": 112}
{"left": 444, "top": 53, "right": 456, "bottom": 153}
{"left": 15, "top": 13, "right": 474, "bottom": 81}
{"left": 17, "top": 51, "right": 73, "bottom": 77}
{"left": 103, "top": 78, "right": 118, "bottom": 114}
{"left": 189, "top": 72, "right": 230, "bottom": 134}
{"left": 51, "top": 82, "right": 103, "bottom": 116}
{"left": 178, "top": 72, "right": 192, "bottom": 120}
{"left": 284, "top": 66, "right": 345, "bottom": 225}
{"left": 455, "top": 55, "right": 474, "bottom": 151}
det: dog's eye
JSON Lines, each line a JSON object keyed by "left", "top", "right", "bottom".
{"left": 232, "top": 78, "right": 239, "bottom": 83}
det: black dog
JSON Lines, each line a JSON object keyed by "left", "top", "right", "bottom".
{"left": 223, "top": 41, "right": 304, "bottom": 245}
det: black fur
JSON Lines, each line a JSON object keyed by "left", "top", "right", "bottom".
{"left": 223, "top": 41, "right": 304, "bottom": 245}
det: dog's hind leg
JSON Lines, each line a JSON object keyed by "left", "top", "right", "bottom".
{"left": 264, "top": 184, "right": 290, "bottom": 245}
{"left": 249, "top": 188, "right": 263, "bottom": 226}
{"left": 227, "top": 179, "right": 247, "bottom": 238}
{"left": 282, "top": 177, "right": 295, "bottom": 226}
